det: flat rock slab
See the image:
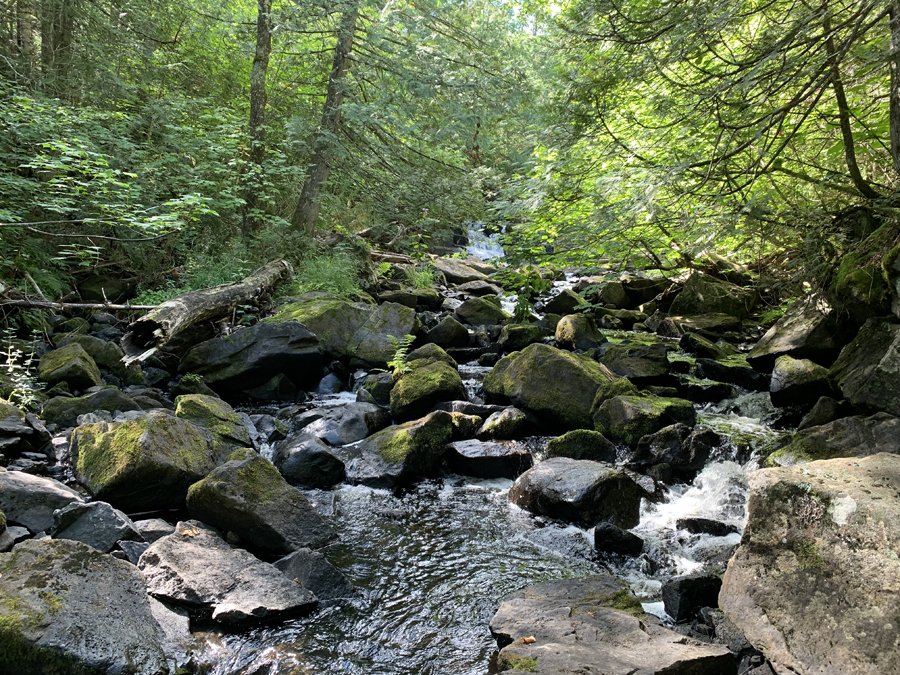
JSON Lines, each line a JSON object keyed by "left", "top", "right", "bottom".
{"left": 52, "top": 500, "right": 142, "bottom": 553}
{"left": 446, "top": 439, "right": 533, "bottom": 479}
{"left": 0, "top": 469, "right": 84, "bottom": 533}
{"left": 509, "top": 457, "right": 646, "bottom": 528}
{"left": 138, "top": 520, "right": 318, "bottom": 626}
{"left": 0, "top": 539, "right": 168, "bottom": 674}
{"left": 490, "top": 574, "right": 735, "bottom": 675}
{"left": 720, "top": 453, "right": 900, "bottom": 675}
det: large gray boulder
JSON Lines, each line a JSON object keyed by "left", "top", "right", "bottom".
{"left": 71, "top": 409, "right": 220, "bottom": 512}
{"left": 453, "top": 296, "right": 511, "bottom": 325}
{"left": 292, "top": 402, "right": 391, "bottom": 446}
{"left": 497, "top": 323, "right": 552, "bottom": 353}
{"left": 508, "top": 457, "right": 646, "bottom": 528}
{"left": 179, "top": 321, "right": 325, "bottom": 396}
{"left": 545, "top": 429, "right": 616, "bottom": 462}
{"left": 423, "top": 316, "right": 470, "bottom": 349}
{"left": 598, "top": 342, "right": 673, "bottom": 387}
{"left": 0, "top": 470, "right": 84, "bottom": 533}
{"left": 593, "top": 394, "right": 696, "bottom": 446}
{"left": 669, "top": 272, "right": 756, "bottom": 319}
{"left": 766, "top": 413, "right": 900, "bottom": 466}
{"left": 343, "top": 410, "right": 454, "bottom": 488}
{"left": 434, "top": 257, "right": 490, "bottom": 284}
{"left": 273, "top": 548, "right": 356, "bottom": 601}
{"left": 41, "top": 388, "right": 143, "bottom": 427}
{"left": 174, "top": 393, "right": 252, "bottom": 457}
{"left": 769, "top": 355, "right": 831, "bottom": 407}
{"left": 490, "top": 574, "right": 735, "bottom": 675}
{"left": 38, "top": 343, "right": 103, "bottom": 391}
{"left": 263, "top": 293, "right": 419, "bottom": 365}
{"left": 51, "top": 501, "right": 142, "bottom": 553}
{"left": 827, "top": 317, "right": 900, "bottom": 416}
{"left": 720, "top": 453, "right": 900, "bottom": 675}
{"left": 139, "top": 520, "right": 318, "bottom": 626}
{"left": 0, "top": 539, "right": 169, "bottom": 674}
{"left": 273, "top": 434, "right": 346, "bottom": 488}
{"left": 484, "top": 344, "right": 616, "bottom": 430}
{"left": 186, "top": 448, "right": 335, "bottom": 556}
{"left": 748, "top": 294, "right": 855, "bottom": 371}
{"left": 554, "top": 313, "right": 606, "bottom": 351}
{"left": 390, "top": 350, "right": 467, "bottom": 421}
{"left": 445, "top": 440, "right": 533, "bottom": 479}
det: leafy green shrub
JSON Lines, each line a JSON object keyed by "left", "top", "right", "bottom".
{"left": 405, "top": 264, "right": 436, "bottom": 289}
{"left": 289, "top": 248, "right": 362, "bottom": 298}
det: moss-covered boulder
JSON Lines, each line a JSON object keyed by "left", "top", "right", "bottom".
{"left": 180, "top": 320, "right": 324, "bottom": 396}
{"left": 555, "top": 314, "right": 606, "bottom": 351}
{"left": 590, "top": 377, "right": 640, "bottom": 411}
{"left": 58, "top": 334, "right": 145, "bottom": 385}
{"left": 344, "top": 411, "right": 454, "bottom": 488}
{"left": 747, "top": 295, "right": 854, "bottom": 372}
{"left": 509, "top": 457, "right": 646, "bottom": 528}
{"left": 765, "top": 413, "right": 900, "bottom": 467}
{"left": 720, "top": 453, "right": 900, "bottom": 675}
{"left": 679, "top": 332, "right": 728, "bottom": 360}
{"left": 362, "top": 372, "right": 394, "bottom": 405}
{"left": 40, "top": 388, "right": 143, "bottom": 427}
{"left": 265, "top": 293, "right": 419, "bottom": 365}
{"left": 186, "top": 448, "right": 335, "bottom": 555}
{"left": 174, "top": 394, "right": 251, "bottom": 457}
{"left": 769, "top": 355, "right": 831, "bottom": 407}
{"left": 405, "top": 342, "right": 458, "bottom": 368}
{"left": 669, "top": 272, "right": 757, "bottom": 319}
{"left": 497, "top": 324, "right": 551, "bottom": 353}
{"left": 593, "top": 394, "right": 696, "bottom": 446}
{"left": 0, "top": 539, "right": 168, "bottom": 674}
{"left": 37, "top": 343, "right": 102, "bottom": 391}
{"left": 476, "top": 407, "right": 531, "bottom": 440}
{"left": 423, "top": 316, "right": 470, "bottom": 349}
{"left": 545, "top": 429, "right": 616, "bottom": 462}
{"left": 598, "top": 342, "right": 674, "bottom": 387}
{"left": 830, "top": 223, "right": 896, "bottom": 321}
{"left": 827, "top": 317, "right": 900, "bottom": 416}
{"left": 657, "top": 313, "right": 743, "bottom": 338}
{"left": 453, "top": 296, "right": 511, "bottom": 326}
{"left": 71, "top": 410, "right": 218, "bottom": 511}
{"left": 544, "top": 288, "right": 583, "bottom": 315}
{"left": 484, "top": 344, "right": 616, "bottom": 430}
{"left": 390, "top": 353, "right": 466, "bottom": 422}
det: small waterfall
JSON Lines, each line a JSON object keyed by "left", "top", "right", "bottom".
{"left": 464, "top": 222, "right": 505, "bottom": 260}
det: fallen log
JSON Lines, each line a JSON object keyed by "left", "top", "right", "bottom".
{"left": 0, "top": 281, "right": 157, "bottom": 312}
{"left": 370, "top": 250, "right": 414, "bottom": 265}
{"left": 120, "top": 259, "right": 292, "bottom": 366}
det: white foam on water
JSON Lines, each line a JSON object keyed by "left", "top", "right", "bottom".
{"left": 465, "top": 223, "right": 505, "bottom": 260}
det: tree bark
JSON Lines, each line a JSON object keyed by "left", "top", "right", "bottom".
{"left": 290, "top": 2, "right": 359, "bottom": 236}
{"left": 242, "top": 0, "right": 273, "bottom": 237}
{"left": 889, "top": 1, "right": 900, "bottom": 177}
{"left": 120, "top": 259, "right": 292, "bottom": 365}
{"left": 16, "top": 0, "right": 37, "bottom": 82}
{"left": 40, "top": 0, "right": 76, "bottom": 89}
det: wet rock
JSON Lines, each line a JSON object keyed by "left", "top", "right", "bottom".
{"left": 476, "top": 407, "right": 531, "bottom": 440}
{"left": 344, "top": 410, "right": 454, "bottom": 488}
{"left": 41, "top": 387, "right": 144, "bottom": 427}
{"left": 453, "top": 295, "right": 511, "bottom": 325}
{"left": 149, "top": 597, "right": 195, "bottom": 673}
{"left": 134, "top": 518, "right": 175, "bottom": 543}
{"left": 797, "top": 395, "right": 852, "bottom": 430}
{"left": 174, "top": 393, "right": 252, "bottom": 456}
{"left": 633, "top": 424, "right": 717, "bottom": 481}
{"left": 273, "top": 433, "right": 346, "bottom": 488}
{"left": 490, "top": 574, "right": 736, "bottom": 675}
{"left": 377, "top": 289, "right": 418, "bottom": 308}
{"left": 446, "top": 439, "right": 533, "bottom": 479}
{"left": 390, "top": 357, "right": 467, "bottom": 422}
{"left": 677, "top": 377, "right": 736, "bottom": 403}
{"left": 590, "top": 376, "right": 640, "bottom": 409}
{"left": 186, "top": 448, "right": 335, "bottom": 555}
{"left": 669, "top": 272, "right": 757, "bottom": 319}
{"left": 139, "top": 520, "right": 318, "bottom": 625}
{"left": 679, "top": 332, "right": 728, "bottom": 360}
{"left": 273, "top": 548, "right": 356, "bottom": 601}
{"left": 543, "top": 288, "right": 583, "bottom": 315}
{"left": 484, "top": 344, "right": 616, "bottom": 430}
{"left": 693, "top": 358, "right": 769, "bottom": 392}
{"left": 180, "top": 321, "right": 325, "bottom": 396}
{"left": 497, "top": 323, "right": 551, "bottom": 353}
{"left": 593, "top": 280, "right": 630, "bottom": 308}
{"left": 423, "top": 316, "right": 470, "bottom": 348}
{"left": 599, "top": 342, "right": 674, "bottom": 387}
{"left": 58, "top": 334, "right": 144, "bottom": 384}
{"left": 456, "top": 280, "right": 504, "bottom": 297}
{"left": 622, "top": 274, "right": 672, "bottom": 304}
{"left": 509, "top": 457, "right": 645, "bottom": 528}
{"left": 769, "top": 355, "right": 831, "bottom": 407}
{"left": 0, "top": 539, "right": 168, "bottom": 674}
{"left": 593, "top": 522, "right": 643, "bottom": 556}
{"left": 294, "top": 402, "right": 391, "bottom": 446}
{"left": 449, "top": 412, "right": 483, "bottom": 439}
{"left": 827, "top": 317, "right": 900, "bottom": 416}
{"left": 676, "top": 517, "right": 739, "bottom": 537}
{"left": 362, "top": 372, "right": 394, "bottom": 405}
{"left": 662, "top": 573, "right": 723, "bottom": 623}
{"left": 434, "top": 400, "right": 507, "bottom": 418}
{"left": 51, "top": 500, "right": 141, "bottom": 553}
{"left": 748, "top": 294, "right": 855, "bottom": 371}
{"left": 720, "top": 453, "right": 900, "bottom": 675}
{"left": 120, "top": 540, "right": 151, "bottom": 564}
{"left": 767, "top": 412, "right": 900, "bottom": 466}
{"left": 0, "top": 404, "right": 50, "bottom": 456}
{"left": 0, "top": 469, "right": 84, "bottom": 533}
{"left": 545, "top": 429, "right": 616, "bottom": 462}
{"left": 594, "top": 395, "right": 696, "bottom": 446}
{"left": 658, "top": 313, "right": 742, "bottom": 338}
{"left": 37, "top": 343, "right": 103, "bottom": 391}
{"left": 554, "top": 313, "right": 606, "bottom": 351}
{"left": 434, "top": 257, "right": 490, "bottom": 284}
{"left": 71, "top": 409, "right": 219, "bottom": 511}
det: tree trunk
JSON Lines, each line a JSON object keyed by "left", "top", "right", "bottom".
{"left": 242, "top": 0, "right": 273, "bottom": 237}
{"left": 290, "top": 2, "right": 359, "bottom": 236}
{"left": 889, "top": 1, "right": 900, "bottom": 177}
{"left": 120, "top": 260, "right": 292, "bottom": 365}
{"left": 40, "top": 0, "right": 76, "bottom": 90}
{"left": 16, "top": 0, "right": 37, "bottom": 82}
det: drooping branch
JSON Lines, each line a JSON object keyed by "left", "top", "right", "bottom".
{"left": 120, "top": 259, "right": 292, "bottom": 365}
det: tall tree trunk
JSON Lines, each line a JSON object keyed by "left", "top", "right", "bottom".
{"left": 242, "top": 0, "right": 273, "bottom": 237}
{"left": 40, "top": 0, "right": 76, "bottom": 91}
{"left": 824, "top": 13, "right": 881, "bottom": 200}
{"left": 290, "top": 2, "right": 359, "bottom": 236}
{"left": 16, "top": 0, "right": 37, "bottom": 83}
{"left": 889, "top": 1, "right": 900, "bottom": 178}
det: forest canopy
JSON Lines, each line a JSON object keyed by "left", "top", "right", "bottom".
{"left": 0, "top": 0, "right": 897, "bottom": 302}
